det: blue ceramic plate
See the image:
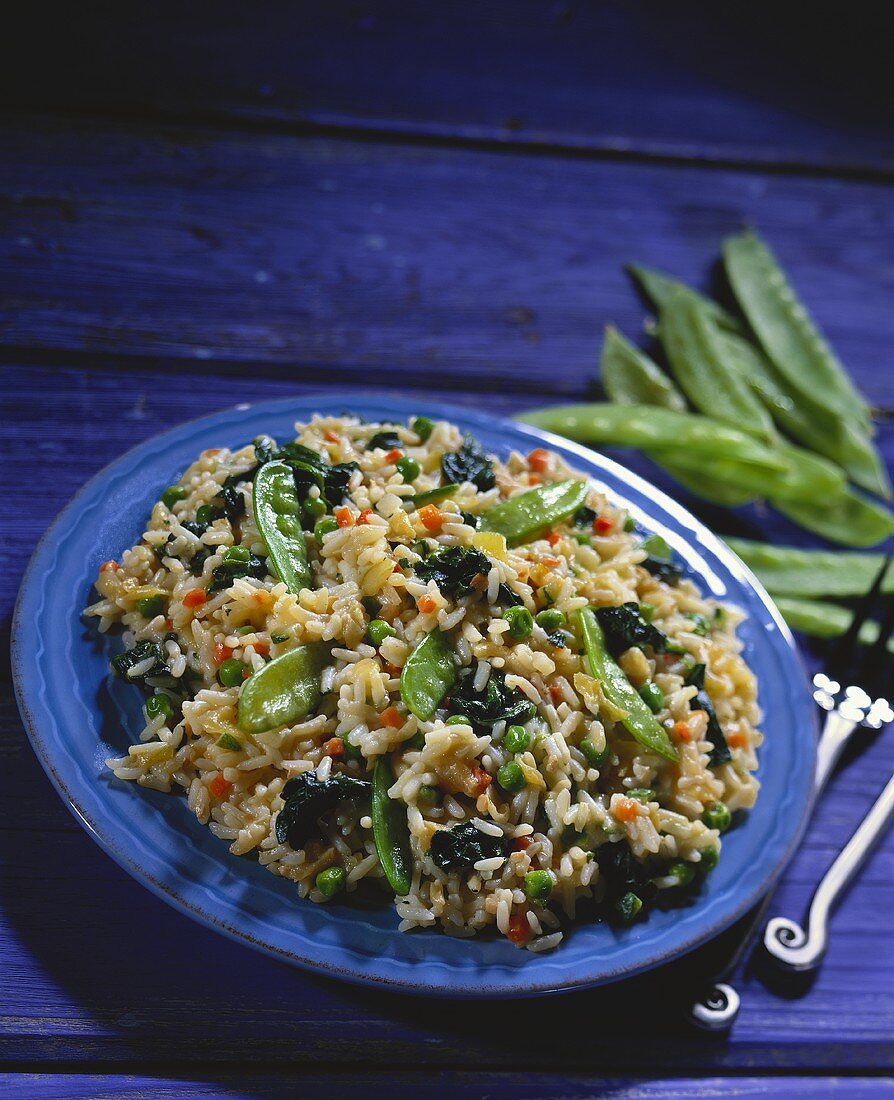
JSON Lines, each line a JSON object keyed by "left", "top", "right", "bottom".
{"left": 12, "top": 395, "right": 816, "bottom": 997}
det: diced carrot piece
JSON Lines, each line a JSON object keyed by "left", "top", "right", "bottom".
{"left": 545, "top": 530, "right": 561, "bottom": 546}
{"left": 470, "top": 766, "right": 492, "bottom": 797}
{"left": 209, "top": 774, "right": 231, "bottom": 799}
{"left": 673, "top": 721, "right": 691, "bottom": 742}
{"left": 727, "top": 730, "right": 747, "bottom": 749}
{"left": 528, "top": 475, "right": 541, "bottom": 485}
{"left": 593, "top": 516, "right": 614, "bottom": 535}
{"left": 549, "top": 683, "right": 564, "bottom": 705}
{"left": 99, "top": 560, "right": 119, "bottom": 573}
{"left": 417, "top": 594, "right": 437, "bottom": 614}
{"left": 385, "top": 448, "right": 403, "bottom": 463}
{"left": 542, "top": 556, "right": 560, "bottom": 568}
{"left": 213, "top": 640, "right": 233, "bottom": 664}
{"left": 380, "top": 706, "right": 404, "bottom": 729}
{"left": 183, "top": 589, "right": 206, "bottom": 609}
{"left": 418, "top": 504, "right": 444, "bottom": 531}
{"left": 357, "top": 508, "right": 374, "bottom": 525}
{"left": 323, "top": 737, "right": 345, "bottom": 758}
{"left": 614, "top": 797, "right": 640, "bottom": 822}
{"left": 324, "top": 429, "right": 340, "bottom": 443}
{"left": 335, "top": 506, "right": 355, "bottom": 528}
{"left": 528, "top": 448, "right": 549, "bottom": 472}
{"left": 507, "top": 910, "right": 531, "bottom": 944}
{"left": 251, "top": 639, "right": 269, "bottom": 655}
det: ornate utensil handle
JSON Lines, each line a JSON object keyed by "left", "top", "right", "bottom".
{"left": 765, "top": 767, "right": 894, "bottom": 972}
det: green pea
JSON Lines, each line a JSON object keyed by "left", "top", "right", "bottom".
{"left": 623, "top": 515, "right": 636, "bottom": 533}
{"left": 412, "top": 416, "right": 435, "bottom": 442}
{"left": 638, "top": 681, "right": 665, "bottom": 714}
{"left": 524, "top": 870, "right": 553, "bottom": 904}
{"left": 219, "top": 658, "right": 247, "bottom": 687}
{"left": 627, "top": 788, "right": 654, "bottom": 803}
{"left": 145, "top": 692, "right": 174, "bottom": 721}
{"left": 572, "top": 532, "right": 592, "bottom": 545}
{"left": 303, "top": 496, "right": 326, "bottom": 520}
{"left": 504, "top": 605, "right": 534, "bottom": 640}
{"left": 616, "top": 891, "right": 643, "bottom": 922}
{"left": 235, "top": 625, "right": 255, "bottom": 636}
{"left": 503, "top": 724, "right": 531, "bottom": 753}
{"left": 314, "top": 516, "right": 339, "bottom": 542}
{"left": 445, "top": 714, "right": 470, "bottom": 726}
{"left": 535, "top": 608, "right": 566, "bottom": 632}
{"left": 496, "top": 760, "right": 526, "bottom": 792}
{"left": 217, "top": 732, "right": 243, "bottom": 752}
{"left": 367, "top": 619, "right": 396, "bottom": 647}
{"left": 700, "top": 845, "right": 720, "bottom": 871}
{"left": 316, "top": 865, "right": 346, "bottom": 899}
{"left": 668, "top": 860, "right": 695, "bottom": 887}
{"left": 161, "top": 486, "right": 187, "bottom": 509}
{"left": 396, "top": 456, "right": 421, "bottom": 482}
{"left": 702, "top": 802, "right": 732, "bottom": 833}
{"left": 136, "top": 595, "right": 164, "bottom": 618}
{"left": 418, "top": 784, "right": 441, "bottom": 806}
{"left": 222, "top": 545, "right": 251, "bottom": 564}
{"left": 580, "top": 737, "right": 609, "bottom": 767}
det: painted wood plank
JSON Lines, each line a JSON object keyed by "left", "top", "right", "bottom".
{"left": 4, "top": 2, "right": 894, "bottom": 173}
{"left": 2, "top": 119, "right": 894, "bottom": 408}
{"left": 2, "top": 1073, "right": 892, "bottom": 1100}
{"left": 2, "top": 361, "right": 894, "bottom": 1069}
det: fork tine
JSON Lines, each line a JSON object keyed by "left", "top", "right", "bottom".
{"left": 826, "top": 554, "right": 892, "bottom": 680}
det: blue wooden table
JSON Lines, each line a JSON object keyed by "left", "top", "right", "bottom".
{"left": 2, "top": 5, "right": 894, "bottom": 1097}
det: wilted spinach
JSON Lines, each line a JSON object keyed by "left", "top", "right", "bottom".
{"left": 447, "top": 667, "right": 536, "bottom": 726}
{"left": 595, "top": 602, "right": 684, "bottom": 658}
{"left": 275, "top": 772, "right": 372, "bottom": 849}
{"left": 442, "top": 434, "right": 496, "bottom": 492}
{"left": 596, "top": 841, "right": 659, "bottom": 909}
{"left": 415, "top": 545, "right": 491, "bottom": 598}
{"left": 366, "top": 430, "right": 402, "bottom": 452}
{"left": 497, "top": 582, "right": 523, "bottom": 607}
{"left": 207, "top": 553, "right": 267, "bottom": 594}
{"left": 573, "top": 506, "right": 597, "bottom": 528}
{"left": 429, "top": 821, "right": 511, "bottom": 873}
{"left": 685, "top": 663, "right": 732, "bottom": 767}
{"left": 639, "top": 533, "right": 683, "bottom": 586}
{"left": 111, "top": 640, "right": 169, "bottom": 684}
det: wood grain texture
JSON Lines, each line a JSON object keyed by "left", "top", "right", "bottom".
{"left": 1, "top": 362, "right": 893, "bottom": 1072}
{"left": 3, "top": 118, "right": 894, "bottom": 409}
{"left": 4, "top": 2, "right": 894, "bottom": 174}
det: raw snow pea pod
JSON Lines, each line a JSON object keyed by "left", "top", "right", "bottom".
{"left": 659, "top": 288, "right": 775, "bottom": 442}
{"left": 253, "top": 460, "right": 311, "bottom": 594}
{"left": 400, "top": 629, "right": 456, "bottom": 721}
{"left": 600, "top": 326, "right": 686, "bottom": 412}
{"left": 516, "top": 405, "right": 787, "bottom": 473}
{"left": 371, "top": 755, "right": 413, "bottom": 895}
{"left": 627, "top": 263, "right": 743, "bottom": 334}
{"left": 774, "top": 489, "right": 894, "bottom": 549}
{"left": 237, "top": 643, "right": 328, "bottom": 734}
{"left": 725, "top": 538, "right": 894, "bottom": 599}
{"left": 577, "top": 608, "right": 677, "bottom": 762}
{"left": 722, "top": 230, "right": 873, "bottom": 434}
{"left": 774, "top": 597, "right": 894, "bottom": 650}
{"left": 478, "top": 479, "right": 588, "bottom": 546}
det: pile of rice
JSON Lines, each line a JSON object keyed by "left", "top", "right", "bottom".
{"left": 85, "top": 413, "right": 760, "bottom": 951}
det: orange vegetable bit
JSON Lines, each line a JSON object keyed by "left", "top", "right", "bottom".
{"left": 380, "top": 706, "right": 404, "bottom": 729}
{"left": 418, "top": 504, "right": 444, "bottom": 531}
{"left": 673, "top": 720, "right": 692, "bottom": 742}
{"left": 384, "top": 448, "right": 403, "bottom": 463}
{"left": 323, "top": 737, "right": 345, "bottom": 758}
{"left": 417, "top": 594, "right": 437, "bottom": 614}
{"left": 542, "top": 556, "right": 560, "bottom": 568}
{"left": 527, "top": 448, "right": 549, "bottom": 473}
{"left": 545, "top": 530, "right": 561, "bottom": 546}
{"left": 548, "top": 683, "right": 564, "bottom": 705}
{"left": 513, "top": 835, "right": 533, "bottom": 852}
{"left": 183, "top": 589, "right": 207, "bottom": 609}
{"left": 470, "top": 766, "right": 492, "bottom": 797}
{"left": 593, "top": 515, "right": 614, "bottom": 535}
{"left": 507, "top": 909, "right": 531, "bottom": 944}
{"left": 208, "top": 774, "right": 232, "bottom": 800}
{"left": 614, "top": 797, "right": 640, "bottom": 823}
{"left": 334, "top": 506, "right": 355, "bottom": 528}
{"left": 727, "top": 730, "right": 747, "bottom": 749}
{"left": 99, "top": 560, "right": 119, "bottom": 573}
{"left": 323, "top": 429, "right": 340, "bottom": 443}
{"left": 357, "top": 508, "right": 375, "bottom": 525}
{"left": 213, "top": 640, "right": 234, "bottom": 664}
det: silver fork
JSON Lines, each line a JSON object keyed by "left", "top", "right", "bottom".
{"left": 689, "top": 556, "right": 894, "bottom": 1031}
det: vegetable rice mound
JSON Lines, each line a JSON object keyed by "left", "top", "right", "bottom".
{"left": 85, "top": 414, "right": 761, "bottom": 951}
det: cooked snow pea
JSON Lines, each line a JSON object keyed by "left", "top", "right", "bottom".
{"left": 412, "top": 483, "right": 459, "bottom": 507}
{"left": 371, "top": 755, "right": 413, "bottom": 895}
{"left": 723, "top": 230, "right": 873, "bottom": 433}
{"left": 627, "top": 264, "right": 743, "bottom": 334}
{"left": 600, "top": 326, "right": 686, "bottom": 412}
{"left": 253, "top": 460, "right": 311, "bottom": 594}
{"left": 659, "top": 288, "right": 775, "bottom": 442}
{"left": 717, "top": 325, "right": 890, "bottom": 500}
{"left": 774, "top": 490, "right": 894, "bottom": 549}
{"left": 400, "top": 629, "right": 456, "bottom": 721}
{"left": 516, "top": 405, "right": 787, "bottom": 473}
{"left": 775, "top": 597, "right": 894, "bottom": 650}
{"left": 237, "top": 642, "right": 328, "bottom": 734}
{"left": 479, "top": 480, "right": 589, "bottom": 545}
{"left": 726, "top": 538, "right": 894, "bottom": 599}
{"left": 577, "top": 608, "right": 677, "bottom": 762}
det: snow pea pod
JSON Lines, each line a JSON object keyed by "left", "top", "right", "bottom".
{"left": 577, "top": 608, "right": 677, "bottom": 762}
{"left": 627, "top": 264, "right": 743, "bottom": 334}
{"left": 726, "top": 538, "right": 894, "bottom": 599}
{"left": 659, "top": 288, "right": 775, "bottom": 442}
{"left": 517, "top": 404, "right": 786, "bottom": 473}
{"left": 775, "top": 597, "right": 894, "bottom": 650}
{"left": 371, "top": 755, "right": 413, "bottom": 896}
{"left": 723, "top": 231, "right": 872, "bottom": 433}
{"left": 601, "top": 326, "right": 686, "bottom": 412}
{"left": 237, "top": 642, "right": 328, "bottom": 734}
{"left": 774, "top": 490, "right": 894, "bottom": 549}
{"left": 400, "top": 630, "right": 456, "bottom": 721}
{"left": 412, "top": 483, "right": 459, "bottom": 507}
{"left": 253, "top": 460, "right": 311, "bottom": 594}
{"left": 479, "top": 479, "right": 588, "bottom": 546}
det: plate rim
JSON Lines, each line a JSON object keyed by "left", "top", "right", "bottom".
{"left": 11, "top": 393, "right": 818, "bottom": 997}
